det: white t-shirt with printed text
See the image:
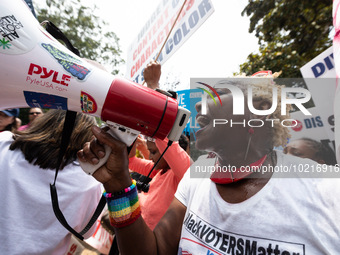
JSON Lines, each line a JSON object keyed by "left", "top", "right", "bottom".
{"left": 175, "top": 151, "right": 340, "bottom": 255}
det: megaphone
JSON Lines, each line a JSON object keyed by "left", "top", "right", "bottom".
{"left": 0, "top": 0, "right": 190, "bottom": 173}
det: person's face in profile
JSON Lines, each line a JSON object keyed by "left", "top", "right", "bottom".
{"left": 284, "top": 139, "right": 324, "bottom": 164}
{"left": 194, "top": 89, "right": 248, "bottom": 154}
{"left": 0, "top": 111, "right": 14, "bottom": 131}
{"left": 147, "top": 141, "right": 169, "bottom": 170}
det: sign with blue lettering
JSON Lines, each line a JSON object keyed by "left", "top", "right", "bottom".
{"left": 126, "top": 0, "right": 214, "bottom": 84}
{"left": 176, "top": 89, "right": 190, "bottom": 134}
{"left": 177, "top": 88, "right": 205, "bottom": 139}
{"left": 298, "top": 47, "right": 336, "bottom": 152}
{"left": 300, "top": 46, "right": 335, "bottom": 78}
{"left": 177, "top": 89, "right": 202, "bottom": 135}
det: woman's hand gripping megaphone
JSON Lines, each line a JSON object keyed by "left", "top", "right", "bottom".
{"left": 77, "top": 60, "right": 190, "bottom": 176}
{"left": 78, "top": 122, "right": 139, "bottom": 175}
{"left": 77, "top": 125, "right": 133, "bottom": 192}
{"left": 77, "top": 104, "right": 190, "bottom": 176}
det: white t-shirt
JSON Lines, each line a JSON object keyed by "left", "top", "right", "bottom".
{"left": 0, "top": 131, "right": 103, "bottom": 255}
{"left": 175, "top": 151, "right": 340, "bottom": 255}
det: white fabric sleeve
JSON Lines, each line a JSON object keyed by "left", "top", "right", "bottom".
{"left": 174, "top": 169, "right": 190, "bottom": 207}
{"left": 0, "top": 131, "right": 13, "bottom": 141}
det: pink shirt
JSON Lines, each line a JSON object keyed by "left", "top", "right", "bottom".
{"left": 129, "top": 138, "right": 192, "bottom": 230}
{"left": 17, "top": 124, "right": 29, "bottom": 131}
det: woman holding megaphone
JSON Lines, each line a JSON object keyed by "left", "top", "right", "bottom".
{"left": 78, "top": 71, "right": 340, "bottom": 255}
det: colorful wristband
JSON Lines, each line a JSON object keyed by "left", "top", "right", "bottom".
{"left": 104, "top": 180, "right": 141, "bottom": 228}
{"left": 103, "top": 180, "right": 137, "bottom": 198}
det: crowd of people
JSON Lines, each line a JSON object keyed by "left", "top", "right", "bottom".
{"left": 1, "top": 59, "right": 340, "bottom": 254}
{"left": 0, "top": 107, "right": 44, "bottom": 133}
{"left": 77, "top": 66, "right": 340, "bottom": 254}
{"left": 0, "top": 5, "right": 340, "bottom": 254}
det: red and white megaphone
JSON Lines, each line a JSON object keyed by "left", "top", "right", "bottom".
{"left": 0, "top": 0, "right": 190, "bottom": 174}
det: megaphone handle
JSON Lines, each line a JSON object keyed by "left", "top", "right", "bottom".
{"left": 79, "top": 125, "right": 139, "bottom": 175}
{"left": 79, "top": 144, "right": 112, "bottom": 175}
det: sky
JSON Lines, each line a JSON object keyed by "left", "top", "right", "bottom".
{"left": 33, "top": 0, "right": 259, "bottom": 90}
{"left": 85, "top": 0, "right": 259, "bottom": 90}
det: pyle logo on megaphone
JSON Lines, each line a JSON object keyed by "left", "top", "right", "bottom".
{"left": 27, "top": 63, "right": 71, "bottom": 86}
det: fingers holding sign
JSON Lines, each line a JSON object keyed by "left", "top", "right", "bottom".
{"left": 143, "top": 61, "right": 161, "bottom": 90}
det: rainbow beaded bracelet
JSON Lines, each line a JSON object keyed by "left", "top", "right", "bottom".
{"left": 104, "top": 180, "right": 141, "bottom": 228}
{"left": 103, "top": 180, "right": 137, "bottom": 198}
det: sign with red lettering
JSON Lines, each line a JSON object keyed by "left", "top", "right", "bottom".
{"left": 126, "top": 0, "right": 214, "bottom": 84}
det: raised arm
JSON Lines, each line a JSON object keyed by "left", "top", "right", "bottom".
{"left": 77, "top": 126, "right": 186, "bottom": 254}
{"left": 155, "top": 138, "right": 193, "bottom": 179}
{"left": 143, "top": 61, "right": 161, "bottom": 90}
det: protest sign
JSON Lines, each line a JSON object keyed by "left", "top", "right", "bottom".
{"left": 299, "top": 47, "right": 336, "bottom": 147}
{"left": 177, "top": 89, "right": 202, "bottom": 134}
{"left": 126, "top": 0, "right": 214, "bottom": 84}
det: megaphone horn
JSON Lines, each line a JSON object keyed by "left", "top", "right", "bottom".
{"left": 0, "top": 0, "right": 190, "bottom": 143}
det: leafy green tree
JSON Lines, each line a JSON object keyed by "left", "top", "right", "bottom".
{"left": 238, "top": 0, "right": 333, "bottom": 78}
{"left": 36, "top": 0, "right": 124, "bottom": 75}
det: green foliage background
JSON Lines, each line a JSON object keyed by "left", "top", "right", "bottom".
{"left": 36, "top": 0, "right": 124, "bottom": 75}
{"left": 237, "top": 0, "right": 333, "bottom": 78}
{"left": 17, "top": 0, "right": 334, "bottom": 124}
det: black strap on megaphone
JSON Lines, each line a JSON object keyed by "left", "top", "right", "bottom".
{"left": 49, "top": 111, "right": 107, "bottom": 241}
{"left": 42, "top": 21, "right": 106, "bottom": 241}
{"left": 41, "top": 20, "right": 80, "bottom": 56}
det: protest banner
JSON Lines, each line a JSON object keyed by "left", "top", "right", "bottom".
{"left": 177, "top": 89, "right": 202, "bottom": 134}
{"left": 126, "top": 0, "right": 214, "bottom": 84}
{"left": 299, "top": 47, "right": 336, "bottom": 148}
{"left": 300, "top": 46, "right": 336, "bottom": 110}
{"left": 300, "top": 46, "right": 335, "bottom": 79}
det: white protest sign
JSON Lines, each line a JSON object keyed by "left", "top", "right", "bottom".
{"left": 300, "top": 46, "right": 335, "bottom": 79}
{"left": 300, "top": 46, "right": 336, "bottom": 107}
{"left": 126, "top": 0, "right": 214, "bottom": 84}
{"left": 299, "top": 46, "right": 336, "bottom": 147}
